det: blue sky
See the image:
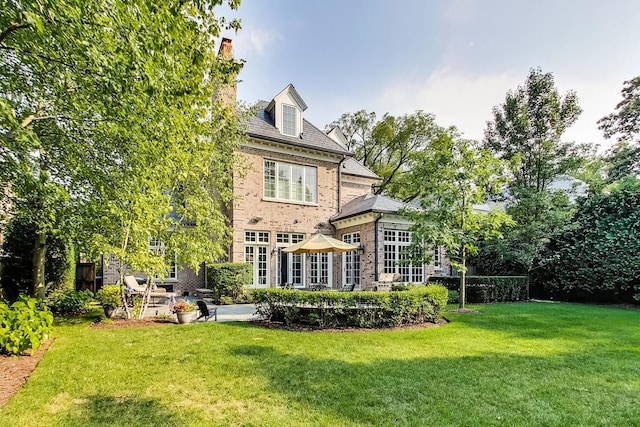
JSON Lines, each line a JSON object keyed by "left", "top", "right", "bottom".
{"left": 220, "top": 0, "right": 640, "bottom": 149}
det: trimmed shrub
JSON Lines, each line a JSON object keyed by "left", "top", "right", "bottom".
{"left": 428, "top": 276, "right": 529, "bottom": 303}
{"left": 206, "top": 263, "right": 252, "bottom": 304}
{"left": 47, "top": 289, "right": 94, "bottom": 315}
{"left": 96, "top": 285, "right": 123, "bottom": 307}
{"left": 252, "top": 284, "right": 448, "bottom": 328}
{"left": 447, "top": 290, "right": 460, "bottom": 304}
{"left": 0, "top": 296, "right": 54, "bottom": 355}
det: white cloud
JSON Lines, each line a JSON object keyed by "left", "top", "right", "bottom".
{"left": 233, "top": 27, "right": 281, "bottom": 57}
{"left": 374, "top": 69, "right": 623, "bottom": 150}
{"left": 375, "top": 69, "right": 522, "bottom": 140}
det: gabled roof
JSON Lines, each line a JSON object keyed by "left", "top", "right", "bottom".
{"left": 331, "top": 193, "right": 406, "bottom": 222}
{"left": 265, "top": 84, "right": 308, "bottom": 113}
{"left": 247, "top": 101, "right": 352, "bottom": 156}
{"left": 342, "top": 158, "right": 379, "bottom": 180}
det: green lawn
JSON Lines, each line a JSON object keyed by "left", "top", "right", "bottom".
{"left": 1, "top": 303, "right": 639, "bottom": 426}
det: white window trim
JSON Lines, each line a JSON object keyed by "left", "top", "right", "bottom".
{"left": 282, "top": 103, "right": 297, "bottom": 136}
{"left": 263, "top": 159, "right": 317, "bottom": 204}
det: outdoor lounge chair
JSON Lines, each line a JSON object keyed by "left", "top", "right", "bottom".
{"left": 196, "top": 300, "right": 218, "bottom": 322}
{"left": 340, "top": 284, "right": 356, "bottom": 292}
{"left": 123, "top": 275, "right": 176, "bottom": 303}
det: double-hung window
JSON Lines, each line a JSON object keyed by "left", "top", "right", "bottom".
{"left": 282, "top": 104, "right": 297, "bottom": 136}
{"left": 264, "top": 160, "right": 317, "bottom": 203}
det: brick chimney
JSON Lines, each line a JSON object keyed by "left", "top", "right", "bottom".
{"left": 215, "top": 38, "right": 237, "bottom": 106}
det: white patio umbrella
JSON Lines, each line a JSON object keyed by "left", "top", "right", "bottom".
{"left": 282, "top": 232, "right": 359, "bottom": 254}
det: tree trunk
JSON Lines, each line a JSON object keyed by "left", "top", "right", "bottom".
{"left": 459, "top": 246, "right": 466, "bottom": 309}
{"left": 32, "top": 230, "right": 47, "bottom": 299}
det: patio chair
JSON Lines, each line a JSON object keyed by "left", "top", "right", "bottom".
{"left": 123, "top": 275, "right": 176, "bottom": 303}
{"left": 340, "top": 284, "right": 356, "bottom": 292}
{"left": 196, "top": 300, "right": 218, "bottom": 322}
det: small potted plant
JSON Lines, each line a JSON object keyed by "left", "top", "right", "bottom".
{"left": 96, "top": 285, "right": 123, "bottom": 318}
{"left": 173, "top": 299, "right": 196, "bottom": 324}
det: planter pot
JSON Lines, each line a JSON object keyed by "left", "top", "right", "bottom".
{"left": 176, "top": 311, "right": 196, "bottom": 324}
{"left": 103, "top": 305, "right": 117, "bottom": 318}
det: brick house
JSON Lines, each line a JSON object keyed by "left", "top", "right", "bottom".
{"left": 103, "top": 40, "right": 447, "bottom": 295}
{"left": 230, "top": 82, "right": 447, "bottom": 290}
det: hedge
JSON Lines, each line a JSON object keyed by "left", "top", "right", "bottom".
{"left": 427, "top": 276, "right": 529, "bottom": 303}
{"left": 206, "top": 263, "right": 253, "bottom": 304}
{"left": 251, "top": 284, "right": 448, "bottom": 328}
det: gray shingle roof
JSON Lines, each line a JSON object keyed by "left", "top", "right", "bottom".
{"left": 247, "top": 101, "right": 351, "bottom": 156}
{"left": 342, "top": 158, "right": 379, "bottom": 179}
{"left": 331, "top": 193, "right": 407, "bottom": 221}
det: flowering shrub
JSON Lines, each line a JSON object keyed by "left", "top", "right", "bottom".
{"left": 173, "top": 299, "right": 195, "bottom": 313}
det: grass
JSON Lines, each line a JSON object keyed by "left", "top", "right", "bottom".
{"left": 1, "top": 302, "right": 639, "bottom": 426}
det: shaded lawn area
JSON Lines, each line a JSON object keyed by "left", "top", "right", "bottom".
{"left": 1, "top": 303, "right": 639, "bottom": 426}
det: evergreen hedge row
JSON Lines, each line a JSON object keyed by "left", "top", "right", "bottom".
{"left": 252, "top": 284, "right": 448, "bottom": 328}
{"left": 427, "top": 276, "right": 529, "bottom": 303}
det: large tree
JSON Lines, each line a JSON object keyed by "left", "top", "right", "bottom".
{"left": 598, "top": 76, "right": 640, "bottom": 143}
{"left": 404, "top": 129, "right": 513, "bottom": 308}
{"left": 327, "top": 110, "right": 441, "bottom": 199}
{"left": 598, "top": 77, "right": 640, "bottom": 183}
{"left": 481, "top": 68, "right": 585, "bottom": 274}
{"left": 1, "top": 0, "right": 243, "bottom": 298}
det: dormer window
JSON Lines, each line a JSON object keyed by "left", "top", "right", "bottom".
{"left": 282, "top": 104, "right": 297, "bottom": 136}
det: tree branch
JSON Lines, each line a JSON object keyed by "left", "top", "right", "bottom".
{"left": 0, "top": 23, "right": 29, "bottom": 45}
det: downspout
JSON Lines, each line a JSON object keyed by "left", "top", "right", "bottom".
{"left": 337, "top": 155, "right": 346, "bottom": 213}
{"left": 374, "top": 213, "right": 383, "bottom": 281}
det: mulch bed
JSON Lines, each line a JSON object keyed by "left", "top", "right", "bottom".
{"left": 0, "top": 339, "right": 54, "bottom": 409}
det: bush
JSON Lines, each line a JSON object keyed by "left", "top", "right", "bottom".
{"left": 428, "top": 276, "right": 529, "bottom": 303}
{"left": 532, "top": 177, "right": 640, "bottom": 303}
{"left": 447, "top": 290, "right": 460, "bottom": 304}
{"left": 96, "top": 285, "right": 123, "bottom": 307}
{"left": 0, "top": 296, "right": 54, "bottom": 355}
{"left": 252, "top": 284, "right": 448, "bottom": 329}
{"left": 206, "top": 263, "right": 252, "bottom": 304}
{"left": 47, "top": 289, "right": 94, "bottom": 315}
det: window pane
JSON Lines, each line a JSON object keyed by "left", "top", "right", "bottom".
{"left": 291, "top": 165, "right": 304, "bottom": 201}
{"left": 264, "top": 161, "right": 276, "bottom": 198}
{"left": 282, "top": 104, "right": 296, "bottom": 136}
{"left": 277, "top": 163, "right": 290, "bottom": 200}
{"left": 304, "top": 167, "right": 317, "bottom": 203}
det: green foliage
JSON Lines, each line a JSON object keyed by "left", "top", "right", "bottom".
{"left": 173, "top": 299, "right": 196, "bottom": 313}
{"left": 96, "top": 285, "right": 123, "bottom": 307}
{"left": 46, "top": 289, "right": 93, "bottom": 315}
{"left": 326, "top": 110, "right": 441, "bottom": 198}
{"left": 428, "top": 276, "right": 529, "bottom": 304}
{"left": 598, "top": 76, "right": 640, "bottom": 143}
{"left": 251, "top": 285, "right": 448, "bottom": 328}
{"left": 1, "top": 1, "right": 244, "bottom": 297}
{"left": 206, "top": 263, "right": 252, "bottom": 304}
{"left": 482, "top": 68, "right": 587, "bottom": 274}
{"left": 0, "top": 216, "right": 75, "bottom": 301}
{"left": 484, "top": 67, "right": 583, "bottom": 192}
{"left": 0, "top": 296, "right": 53, "bottom": 355}
{"left": 532, "top": 176, "right": 640, "bottom": 303}
{"left": 447, "top": 289, "right": 460, "bottom": 304}
{"left": 603, "top": 141, "right": 640, "bottom": 184}
{"left": 403, "top": 129, "right": 513, "bottom": 308}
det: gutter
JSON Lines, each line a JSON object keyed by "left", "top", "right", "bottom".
{"left": 337, "top": 155, "right": 346, "bottom": 213}
{"left": 374, "top": 213, "right": 383, "bottom": 281}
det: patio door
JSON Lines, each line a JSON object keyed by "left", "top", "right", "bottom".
{"left": 342, "top": 232, "right": 361, "bottom": 289}
{"left": 245, "top": 231, "right": 270, "bottom": 288}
